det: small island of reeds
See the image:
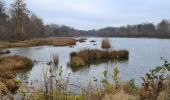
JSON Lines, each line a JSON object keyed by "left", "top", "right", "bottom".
{"left": 102, "top": 38, "right": 111, "bottom": 49}
{"left": 69, "top": 49, "right": 129, "bottom": 68}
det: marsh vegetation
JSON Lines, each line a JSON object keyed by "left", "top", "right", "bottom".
{"left": 70, "top": 49, "right": 129, "bottom": 68}
{"left": 0, "top": 59, "right": 170, "bottom": 100}
{"left": 0, "top": 55, "right": 33, "bottom": 96}
{"left": 0, "top": 37, "right": 76, "bottom": 48}
{"left": 102, "top": 38, "right": 111, "bottom": 49}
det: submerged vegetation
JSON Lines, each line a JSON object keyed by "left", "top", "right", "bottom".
{"left": 102, "top": 38, "right": 111, "bottom": 49}
{"left": 69, "top": 49, "right": 129, "bottom": 68}
{"left": 0, "top": 37, "right": 76, "bottom": 48}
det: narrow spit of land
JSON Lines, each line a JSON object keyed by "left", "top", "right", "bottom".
{"left": 0, "top": 37, "right": 77, "bottom": 48}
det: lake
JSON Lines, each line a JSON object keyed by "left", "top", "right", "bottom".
{"left": 5, "top": 37, "right": 170, "bottom": 90}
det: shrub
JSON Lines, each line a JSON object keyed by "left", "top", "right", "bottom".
{"left": 158, "top": 77, "right": 170, "bottom": 100}
{"left": 102, "top": 38, "right": 111, "bottom": 49}
{"left": 140, "top": 58, "right": 170, "bottom": 100}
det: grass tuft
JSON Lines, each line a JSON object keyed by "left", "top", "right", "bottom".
{"left": 102, "top": 38, "right": 111, "bottom": 49}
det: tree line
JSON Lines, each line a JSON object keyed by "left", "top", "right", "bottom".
{"left": 1, "top": 0, "right": 170, "bottom": 40}
{"left": 0, "top": 0, "right": 45, "bottom": 40}
{"left": 45, "top": 20, "right": 170, "bottom": 38}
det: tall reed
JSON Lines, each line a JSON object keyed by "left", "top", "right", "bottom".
{"left": 102, "top": 38, "right": 111, "bottom": 49}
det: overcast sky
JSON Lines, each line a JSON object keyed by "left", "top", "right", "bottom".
{"left": 6, "top": 0, "right": 170, "bottom": 30}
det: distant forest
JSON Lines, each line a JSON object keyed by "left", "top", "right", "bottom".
{"left": 1, "top": 0, "right": 170, "bottom": 40}
{"left": 45, "top": 20, "right": 170, "bottom": 38}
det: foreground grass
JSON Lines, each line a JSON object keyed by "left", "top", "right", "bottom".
{"left": 0, "top": 55, "right": 33, "bottom": 96}
{"left": 0, "top": 37, "right": 76, "bottom": 48}
{"left": 70, "top": 49, "right": 129, "bottom": 68}
{"left": 0, "top": 59, "right": 170, "bottom": 100}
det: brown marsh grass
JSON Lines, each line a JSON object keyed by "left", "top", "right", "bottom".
{"left": 70, "top": 49, "right": 129, "bottom": 67}
{"left": 0, "top": 55, "right": 33, "bottom": 71}
{"left": 0, "top": 37, "right": 76, "bottom": 48}
{"left": 0, "top": 55, "right": 32, "bottom": 95}
{"left": 70, "top": 57, "right": 85, "bottom": 68}
{"left": 102, "top": 38, "right": 111, "bottom": 49}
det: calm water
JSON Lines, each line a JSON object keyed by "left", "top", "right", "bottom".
{"left": 5, "top": 38, "right": 170, "bottom": 89}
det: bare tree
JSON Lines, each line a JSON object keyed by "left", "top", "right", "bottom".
{"left": 10, "top": 0, "right": 29, "bottom": 40}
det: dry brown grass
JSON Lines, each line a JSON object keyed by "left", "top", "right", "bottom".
{"left": 0, "top": 82, "right": 8, "bottom": 95}
{"left": 0, "top": 37, "right": 76, "bottom": 48}
{"left": 102, "top": 38, "right": 111, "bottom": 49}
{"left": 103, "top": 91, "right": 137, "bottom": 100}
{"left": 157, "top": 78, "right": 170, "bottom": 100}
{"left": 70, "top": 57, "right": 85, "bottom": 67}
{"left": 3, "top": 79, "right": 20, "bottom": 93}
{"left": 0, "top": 55, "right": 33, "bottom": 71}
{"left": 0, "top": 55, "right": 31, "bottom": 95}
{"left": 70, "top": 49, "right": 129, "bottom": 67}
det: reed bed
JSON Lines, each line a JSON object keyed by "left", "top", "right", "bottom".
{"left": 70, "top": 49, "right": 129, "bottom": 67}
